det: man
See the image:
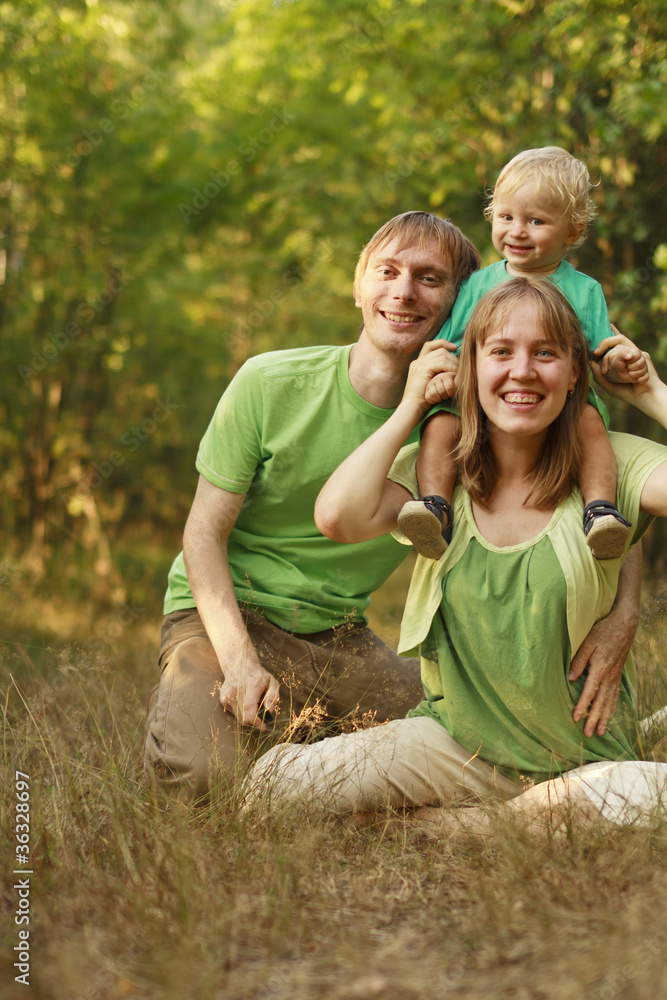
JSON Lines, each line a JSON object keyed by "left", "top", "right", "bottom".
{"left": 144, "top": 211, "right": 640, "bottom": 799}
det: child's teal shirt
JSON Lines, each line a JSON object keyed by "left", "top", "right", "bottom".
{"left": 436, "top": 259, "right": 610, "bottom": 425}
{"left": 437, "top": 259, "right": 611, "bottom": 351}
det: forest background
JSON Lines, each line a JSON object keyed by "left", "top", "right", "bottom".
{"left": 3, "top": 0, "right": 667, "bottom": 602}
{"left": 2, "top": 2, "right": 667, "bottom": 999}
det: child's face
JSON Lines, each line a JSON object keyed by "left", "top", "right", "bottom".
{"left": 492, "top": 182, "right": 580, "bottom": 276}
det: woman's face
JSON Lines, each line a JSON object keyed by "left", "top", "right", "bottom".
{"left": 476, "top": 297, "right": 577, "bottom": 443}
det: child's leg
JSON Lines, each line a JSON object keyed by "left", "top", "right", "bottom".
{"left": 415, "top": 412, "right": 460, "bottom": 499}
{"left": 579, "top": 404, "right": 631, "bottom": 559}
{"left": 397, "top": 412, "right": 459, "bottom": 560}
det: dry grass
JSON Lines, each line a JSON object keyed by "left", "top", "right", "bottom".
{"left": 2, "top": 557, "right": 667, "bottom": 1000}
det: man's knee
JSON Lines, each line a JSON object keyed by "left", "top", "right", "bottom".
{"left": 323, "top": 626, "right": 422, "bottom": 720}
{"left": 143, "top": 723, "right": 218, "bottom": 800}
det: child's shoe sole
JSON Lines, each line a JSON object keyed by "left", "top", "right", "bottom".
{"left": 397, "top": 501, "right": 448, "bottom": 560}
{"left": 585, "top": 516, "right": 630, "bottom": 559}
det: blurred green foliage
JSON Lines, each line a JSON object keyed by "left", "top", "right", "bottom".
{"left": 2, "top": 0, "right": 667, "bottom": 582}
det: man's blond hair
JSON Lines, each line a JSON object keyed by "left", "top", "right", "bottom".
{"left": 353, "top": 211, "right": 480, "bottom": 300}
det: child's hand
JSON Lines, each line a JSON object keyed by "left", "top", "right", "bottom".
{"left": 424, "top": 370, "right": 457, "bottom": 404}
{"left": 592, "top": 330, "right": 656, "bottom": 409}
{"left": 594, "top": 334, "right": 650, "bottom": 384}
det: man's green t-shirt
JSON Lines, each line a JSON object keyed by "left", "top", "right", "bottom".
{"left": 164, "top": 345, "right": 413, "bottom": 633}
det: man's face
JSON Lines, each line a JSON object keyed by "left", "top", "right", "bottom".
{"left": 355, "top": 238, "right": 456, "bottom": 358}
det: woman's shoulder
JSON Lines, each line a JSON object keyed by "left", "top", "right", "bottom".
{"left": 388, "top": 441, "right": 420, "bottom": 494}
{"left": 610, "top": 431, "right": 667, "bottom": 502}
{"left": 609, "top": 431, "right": 667, "bottom": 469}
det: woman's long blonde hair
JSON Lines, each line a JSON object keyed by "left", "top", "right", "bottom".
{"left": 455, "top": 278, "right": 590, "bottom": 509}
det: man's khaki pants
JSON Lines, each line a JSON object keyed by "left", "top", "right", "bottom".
{"left": 144, "top": 607, "right": 422, "bottom": 799}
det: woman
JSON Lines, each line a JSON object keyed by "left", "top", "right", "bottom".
{"left": 245, "top": 279, "right": 667, "bottom": 829}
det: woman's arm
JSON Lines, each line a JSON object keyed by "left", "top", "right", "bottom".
{"left": 315, "top": 342, "right": 454, "bottom": 542}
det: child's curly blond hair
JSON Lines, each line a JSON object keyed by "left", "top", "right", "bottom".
{"left": 483, "top": 147, "right": 597, "bottom": 249}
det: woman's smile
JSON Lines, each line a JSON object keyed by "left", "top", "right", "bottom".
{"left": 501, "top": 391, "right": 544, "bottom": 408}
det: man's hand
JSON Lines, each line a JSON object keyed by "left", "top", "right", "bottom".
{"left": 183, "top": 476, "right": 281, "bottom": 732}
{"left": 569, "top": 619, "right": 627, "bottom": 737}
{"left": 594, "top": 336, "right": 649, "bottom": 385}
{"left": 569, "top": 547, "right": 641, "bottom": 737}
{"left": 218, "top": 650, "right": 281, "bottom": 731}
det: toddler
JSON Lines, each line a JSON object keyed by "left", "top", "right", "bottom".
{"left": 398, "top": 147, "right": 648, "bottom": 560}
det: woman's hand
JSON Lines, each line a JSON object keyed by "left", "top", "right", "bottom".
{"left": 403, "top": 340, "right": 459, "bottom": 411}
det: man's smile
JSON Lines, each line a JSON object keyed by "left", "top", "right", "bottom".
{"left": 381, "top": 311, "right": 422, "bottom": 323}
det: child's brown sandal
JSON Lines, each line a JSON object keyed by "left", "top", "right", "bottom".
{"left": 583, "top": 500, "right": 631, "bottom": 560}
{"left": 397, "top": 495, "right": 453, "bottom": 560}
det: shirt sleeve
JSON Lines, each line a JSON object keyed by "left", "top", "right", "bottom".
{"left": 387, "top": 443, "right": 421, "bottom": 544}
{"left": 388, "top": 442, "right": 420, "bottom": 495}
{"left": 612, "top": 432, "right": 667, "bottom": 544}
{"left": 195, "top": 360, "right": 265, "bottom": 493}
{"left": 434, "top": 274, "right": 475, "bottom": 350}
{"left": 580, "top": 281, "right": 612, "bottom": 352}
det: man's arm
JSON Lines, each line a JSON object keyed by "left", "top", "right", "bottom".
{"left": 569, "top": 533, "right": 642, "bottom": 739}
{"left": 183, "top": 475, "right": 280, "bottom": 731}
{"left": 576, "top": 334, "right": 667, "bottom": 736}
